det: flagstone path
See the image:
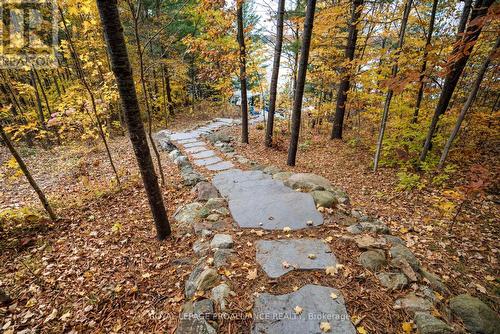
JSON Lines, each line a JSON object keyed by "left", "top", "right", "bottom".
{"left": 157, "top": 117, "right": 497, "bottom": 334}
{"left": 159, "top": 117, "right": 354, "bottom": 333}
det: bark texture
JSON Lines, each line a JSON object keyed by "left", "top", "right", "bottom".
{"left": 419, "top": 0, "right": 494, "bottom": 162}
{"left": 438, "top": 37, "right": 498, "bottom": 168}
{"left": 96, "top": 0, "right": 171, "bottom": 240}
{"left": 331, "top": 0, "right": 363, "bottom": 139}
{"left": 237, "top": 2, "right": 249, "bottom": 144}
{"left": 0, "top": 123, "right": 57, "bottom": 221}
{"left": 373, "top": 0, "right": 413, "bottom": 171}
{"left": 265, "top": 0, "right": 286, "bottom": 147}
{"left": 287, "top": 0, "right": 317, "bottom": 166}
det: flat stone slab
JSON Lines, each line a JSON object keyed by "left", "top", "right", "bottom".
{"left": 214, "top": 118, "right": 234, "bottom": 124}
{"left": 194, "top": 156, "right": 223, "bottom": 167}
{"left": 256, "top": 239, "right": 336, "bottom": 278}
{"left": 183, "top": 141, "right": 206, "bottom": 148}
{"left": 213, "top": 170, "right": 323, "bottom": 230}
{"left": 177, "top": 138, "right": 199, "bottom": 144}
{"left": 192, "top": 150, "right": 216, "bottom": 159}
{"left": 252, "top": 284, "right": 356, "bottom": 334}
{"left": 170, "top": 132, "right": 199, "bottom": 141}
{"left": 206, "top": 161, "right": 234, "bottom": 171}
{"left": 186, "top": 146, "right": 208, "bottom": 153}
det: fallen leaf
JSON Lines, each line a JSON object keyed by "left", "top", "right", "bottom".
{"left": 475, "top": 283, "right": 487, "bottom": 293}
{"left": 60, "top": 311, "right": 71, "bottom": 321}
{"left": 320, "top": 321, "right": 331, "bottom": 332}
{"left": 330, "top": 292, "right": 338, "bottom": 299}
{"left": 402, "top": 321, "right": 412, "bottom": 334}
{"left": 308, "top": 253, "right": 317, "bottom": 259}
{"left": 326, "top": 266, "right": 337, "bottom": 276}
{"left": 356, "top": 326, "right": 368, "bottom": 334}
{"left": 433, "top": 292, "right": 444, "bottom": 301}
{"left": 282, "top": 261, "right": 290, "bottom": 269}
{"left": 294, "top": 305, "right": 303, "bottom": 315}
{"left": 247, "top": 268, "right": 257, "bottom": 280}
{"left": 283, "top": 226, "right": 291, "bottom": 232}
{"left": 25, "top": 298, "right": 36, "bottom": 308}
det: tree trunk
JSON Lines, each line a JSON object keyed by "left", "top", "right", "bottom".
{"left": 287, "top": 0, "right": 317, "bottom": 166}
{"left": 419, "top": 0, "right": 494, "bottom": 162}
{"left": 164, "top": 65, "right": 175, "bottom": 116}
{"left": 412, "top": 0, "right": 438, "bottom": 123}
{"left": 331, "top": 0, "right": 363, "bottom": 139}
{"left": 438, "top": 37, "right": 498, "bottom": 168}
{"left": 457, "top": 0, "right": 473, "bottom": 35}
{"left": 0, "top": 123, "right": 57, "bottom": 221}
{"left": 237, "top": 1, "right": 249, "bottom": 144}
{"left": 265, "top": 0, "right": 285, "bottom": 147}
{"left": 33, "top": 67, "right": 52, "bottom": 120}
{"left": 59, "top": 6, "right": 121, "bottom": 186}
{"left": 96, "top": 0, "right": 171, "bottom": 240}
{"left": 30, "top": 70, "right": 46, "bottom": 128}
{"left": 373, "top": 0, "right": 413, "bottom": 171}
{"left": 128, "top": 0, "right": 166, "bottom": 187}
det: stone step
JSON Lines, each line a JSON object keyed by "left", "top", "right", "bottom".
{"left": 252, "top": 284, "right": 356, "bottom": 334}
{"left": 194, "top": 156, "right": 223, "bottom": 167}
{"left": 212, "top": 169, "right": 323, "bottom": 230}
{"left": 256, "top": 239, "right": 337, "bottom": 278}
{"left": 206, "top": 161, "right": 234, "bottom": 171}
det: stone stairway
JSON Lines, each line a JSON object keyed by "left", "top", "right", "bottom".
{"left": 157, "top": 117, "right": 493, "bottom": 334}
{"left": 158, "top": 118, "right": 356, "bottom": 333}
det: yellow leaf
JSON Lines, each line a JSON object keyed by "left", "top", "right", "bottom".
{"left": 308, "top": 253, "right": 317, "bottom": 259}
{"left": 320, "top": 321, "right": 331, "bottom": 332}
{"left": 433, "top": 292, "right": 444, "bottom": 301}
{"left": 431, "top": 308, "right": 441, "bottom": 317}
{"left": 282, "top": 261, "right": 291, "bottom": 269}
{"left": 402, "top": 321, "right": 412, "bottom": 333}
{"left": 330, "top": 292, "right": 338, "bottom": 300}
{"left": 283, "top": 226, "right": 291, "bottom": 233}
{"left": 357, "top": 326, "right": 368, "bottom": 334}
{"left": 25, "top": 298, "right": 37, "bottom": 308}
{"left": 294, "top": 305, "right": 303, "bottom": 315}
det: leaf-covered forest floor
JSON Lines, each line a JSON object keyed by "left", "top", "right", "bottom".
{"left": 0, "top": 112, "right": 498, "bottom": 333}
{"left": 222, "top": 121, "right": 500, "bottom": 305}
